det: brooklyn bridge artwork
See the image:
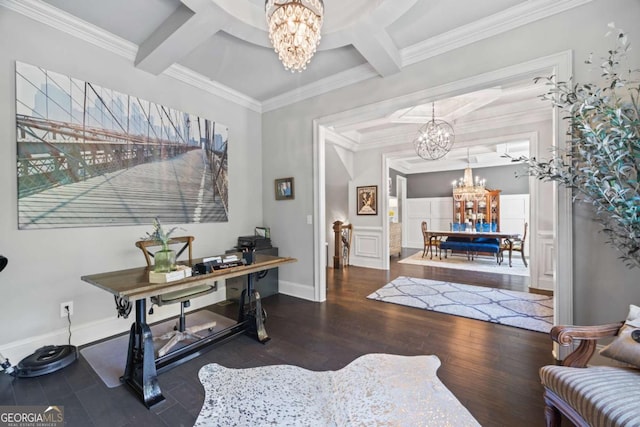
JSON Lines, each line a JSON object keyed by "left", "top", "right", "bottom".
{"left": 15, "top": 62, "right": 229, "bottom": 229}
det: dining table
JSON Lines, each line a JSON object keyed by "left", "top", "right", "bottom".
{"left": 426, "top": 230, "right": 521, "bottom": 266}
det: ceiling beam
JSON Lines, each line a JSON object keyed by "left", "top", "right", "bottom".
{"left": 135, "top": 0, "right": 228, "bottom": 75}
{"left": 350, "top": 22, "right": 401, "bottom": 77}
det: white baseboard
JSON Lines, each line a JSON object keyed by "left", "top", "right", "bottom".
{"left": 278, "top": 280, "right": 315, "bottom": 301}
{"left": 533, "top": 275, "right": 554, "bottom": 292}
{"left": 0, "top": 289, "right": 227, "bottom": 364}
{"left": 350, "top": 256, "right": 385, "bottom": 269}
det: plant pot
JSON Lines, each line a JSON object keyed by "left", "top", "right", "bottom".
{"left": 154, "top": 249, "right": 176, "bottom": 273}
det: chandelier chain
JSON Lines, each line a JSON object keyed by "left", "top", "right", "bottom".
{"left": 413, "top": 102, "right": 455, "bottom": 160}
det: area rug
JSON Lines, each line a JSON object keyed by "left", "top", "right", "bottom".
{"left": 367, "top": 276, "right": 553, "bottom": 333}
{"left": 195, "top": 353, "right": 480, "bottom": 426}
{"left": 80, "top": 310, "right": 236, "bottom": 388}
{"left": 399, "top": 250, "right": 529, "bottom": 277}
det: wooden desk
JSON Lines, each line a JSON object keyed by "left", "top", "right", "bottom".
{"left": 426, "top": 230, "right": 521, "bottom": 266}
{"left": 81, "top": 253, "right": 296, "bottom": 408}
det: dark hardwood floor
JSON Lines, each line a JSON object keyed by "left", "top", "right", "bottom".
{"left": 0, "top": 249, "right": 555, "bottom": 426}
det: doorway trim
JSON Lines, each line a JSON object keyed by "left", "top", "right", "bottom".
{"left": 397, "top": 175, "right": 408, "bottom": 248}
{"left": 313, "top": 50, "right": 574, "bottom": 325}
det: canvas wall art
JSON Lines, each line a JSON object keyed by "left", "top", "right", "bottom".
{"left": 15, "top": 62, "right": 229, "bottom": 229}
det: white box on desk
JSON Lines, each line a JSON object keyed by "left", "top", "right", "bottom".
{"left": 148, "top": 265, "right": 192, "bottom": 283}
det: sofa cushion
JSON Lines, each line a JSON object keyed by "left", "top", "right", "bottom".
{"left": 540, "top": 365, "right": 640, "bottom": 427}
{"left": 440, "top": 240, "right": 499, "bottom": 254}
{"left": 472, "top": 238, "right": 499, "bottom": 245}
{"left": 600, "top": 304, "right": 640, "bottom": 368}
{"left": 442, "top": 236, "right": 469, "bottom": 242}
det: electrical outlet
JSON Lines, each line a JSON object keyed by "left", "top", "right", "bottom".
{"left": 60, "top": 301, "right": 73, "bottom": 317}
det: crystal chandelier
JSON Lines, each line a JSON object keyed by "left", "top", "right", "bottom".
{"left": 413, "top": 102, "right": 455, "bottom": 160}
{"left": 265, "top": 0, "right": 324, "bottom": 72}
{"left": 452, "top": 150, "right": 486, "bottom": 202}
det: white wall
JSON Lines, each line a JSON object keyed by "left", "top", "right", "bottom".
{"left": 0, "top": 10, "right": 263, "bottom": 361}
{"left": 325, "top": 144, "right": 351, "bottom": 267}
{"left": 261, "top": 0, "right": 640, "bottom": 324}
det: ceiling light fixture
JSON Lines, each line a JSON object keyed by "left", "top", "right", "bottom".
{"left": 413, "top": 102, "right": 455, "bottom": 160}
{"left": 265, "top": 0, "right": 324, "bottom": 72}
{"left": 452, "top": 149, "right": 486, "bottom": 202}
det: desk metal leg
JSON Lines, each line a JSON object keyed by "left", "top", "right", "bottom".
{"left": 239, "top": 273, "right": 270, "bottom": 344}
{"left": 121, "top": 299, "right": 165, "bottom": 408}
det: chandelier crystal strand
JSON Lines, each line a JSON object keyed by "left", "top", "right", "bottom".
{"left": 413, "top": 102, "right": 455, "bottom": 160}
{"left": 452, "top": 149, "right": 486, "bottom": 202}
{"left": 265, "top": 0, "right": 324, "bottom": 72}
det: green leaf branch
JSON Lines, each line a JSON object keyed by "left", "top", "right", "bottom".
{"left": 508, "top": 24, "right": 640, "bottom": 268}
{"left": 142, "top": 217, "right": 181, "bottom": 250}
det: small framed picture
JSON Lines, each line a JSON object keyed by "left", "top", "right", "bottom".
{"left": 357, "top": 185, "right": 378, "bottom": 215}
{"left": 275, "top": 177, "right": 295, "bottom": 200}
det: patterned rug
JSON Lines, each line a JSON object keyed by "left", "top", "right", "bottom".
{"left": 367, "top": 276, "right": 553, "bottom": 333}
{"left": 195, "top": 353, "right": 480, "bottom": 426}
{"left": 399, "top": 251, "right": 529, "bottom": 277}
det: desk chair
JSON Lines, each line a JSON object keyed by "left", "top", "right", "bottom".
{"left": 135, "top": 236, "right": 216, "bottom": 357}
{"left": 501, "top": 222, "right": 528, "bottom": 267}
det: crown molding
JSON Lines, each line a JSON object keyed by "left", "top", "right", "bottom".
{"left": 324, "top": 128, "right": 359, "bottom": 152}
{"left": 1, "top": 0, "right": 262, "bottom": 113}
{"left": 401, "top": 0, "right": 593, "bottom": 66}
{"left": 450, "top": 107, "right": 550, "bottom": 135}
{"left": 2, "top": 0, "right": 587, "bottom": 113}
{"left": 165, "top": 65, "right": 262, "bottom": 112}
{"left": 388, "top": 132, "right": 538, "bottom": 174}
{"left": 0, "top": 0, "right": 137, "bottom": 60}
{"left": 261, "top": 64, "right": 379, "bottom": 112}
{"left": 351, "top": 106, "right": 550, "bottom": 153}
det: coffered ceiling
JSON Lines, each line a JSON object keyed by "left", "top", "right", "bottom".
{"left": 4, "top": 0, "right": 589, "bottom": 169}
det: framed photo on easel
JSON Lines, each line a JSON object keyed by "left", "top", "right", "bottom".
{"left": 356, "top": 185, "right": 377, "bottom": 215}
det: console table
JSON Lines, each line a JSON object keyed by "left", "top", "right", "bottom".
{"left": 81, "top": 253, "right": 296, "bottom": 408}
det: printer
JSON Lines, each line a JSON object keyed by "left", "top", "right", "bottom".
{"left": 226, "top": 229, "right": 277, "bottom": 302}
{"left": 237, "top": 235, "right": 272, "bottom": 251}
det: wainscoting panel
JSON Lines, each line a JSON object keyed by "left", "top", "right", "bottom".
{"left": 406, "top": 197, "right": 452, "bottom": 249}
{"left": 350, "top": 226, "right": 384, "bottom": 269}
{"left": 533, "top": 231, "right": 554, "bottom": 291}
{"left": 406, "top": 198, "right": 428, "bottom": 249}
{"left": 499, "top": 194, "right": 530, "bottom": 257}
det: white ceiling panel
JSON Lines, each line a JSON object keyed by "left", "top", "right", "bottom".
{"left": 17, "top": 0, "right": 585, "bottom": 165}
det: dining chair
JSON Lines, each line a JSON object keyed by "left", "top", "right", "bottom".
{"left": 421, "top": 221, "right": 439, "bottom": 258}
{"left": 135, "top": 236, "right": 216, "bottom": 357}
{"left": 501, "top": 222, "right": 528, "bottom": 267}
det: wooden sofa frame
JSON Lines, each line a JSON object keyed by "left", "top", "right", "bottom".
{"left": 543, "top": 321, "right": 625, "bottom": 427}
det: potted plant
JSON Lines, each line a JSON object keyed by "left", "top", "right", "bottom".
{"left": 510, "top": 24, "right": 639, "bottom": 268}
{"left": 142, "top": 217, "right": 180, "bottom": 272}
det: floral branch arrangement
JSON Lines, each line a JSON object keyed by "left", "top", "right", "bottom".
{"left": 508, "top": 23, "right": 640, "bottom": 268}
{"left": 142, "top": 217, "right": 181, "bottom": 251}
